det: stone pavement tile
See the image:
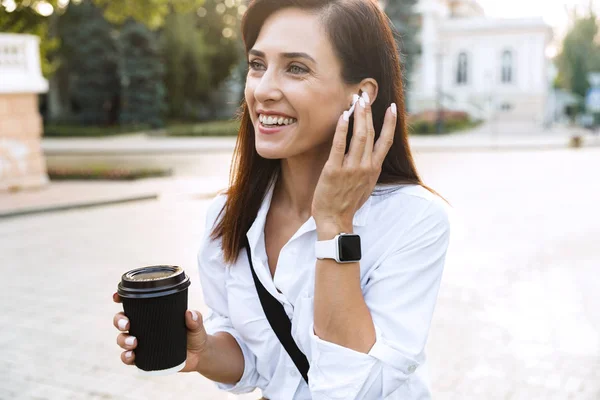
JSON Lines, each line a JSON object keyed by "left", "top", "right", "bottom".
{"left": 515, "top": 388, "right": 566, "bottom": 400}
{"left": 433, "top": 392, "right": 458, "bottom": 400}
{"left": 433, "top": 373, "right": 460, "bottom": 392}
{"left": 19, "top": 382, "right": 82, "bottom": 400}
{"left": 0, "top": 375, "right": 30, "bottom": 400}
{"left": 572, "top": 391, "right": 600, "bottom": 400}
{"left": 563, "top": 376, "right": 585, "bottom": 393}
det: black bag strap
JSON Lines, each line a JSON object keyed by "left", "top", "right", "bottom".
{"left": 244, "top": 238, "right": 310, "bottom": 384}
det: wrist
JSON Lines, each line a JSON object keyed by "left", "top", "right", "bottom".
{"left": 316, "top": 220, "right": 354, "bottom": 241}
{"left": 193, "top": 334, "right": 214, "bottom": 372}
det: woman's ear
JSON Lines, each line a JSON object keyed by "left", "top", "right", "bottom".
{"left": 359, "top": 79, "right": 378, "bottom": 104}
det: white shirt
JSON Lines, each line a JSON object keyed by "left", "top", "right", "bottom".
{"left": 197, "top": 180, "right": 451, "bottom": 400}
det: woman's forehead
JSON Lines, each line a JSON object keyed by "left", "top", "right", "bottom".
{"left": 253, "top": 8, "right": 332, "bottom": 61}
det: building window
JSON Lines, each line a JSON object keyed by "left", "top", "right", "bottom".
{"left": 501, "top": 50, "right": 513, "bottom": 83}
{"left": 456, "top": 52, "right": 468, "bottom": 85}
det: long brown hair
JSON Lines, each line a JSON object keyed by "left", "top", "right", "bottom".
{"left": 212, "top": 0, "right": 432, "bottom": 264}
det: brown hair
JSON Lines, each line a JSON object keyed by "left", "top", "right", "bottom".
{"left": 212, "top": 0, "right": 435, "bottom": 264}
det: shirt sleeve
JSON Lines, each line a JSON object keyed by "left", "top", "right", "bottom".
{"left": 307, "top": 200, "right": 451, "bottom": 400}
{"left": 197, "top": 194, "right": 260, "bottom": 394}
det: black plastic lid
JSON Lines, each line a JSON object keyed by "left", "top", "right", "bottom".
{"left": 117, "top": 265, "right": 191, "bottom": 299}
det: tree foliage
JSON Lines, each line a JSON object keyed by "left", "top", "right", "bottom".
{"left": 160, "top": 0, "right": 242, "bottom": 120}
{"left": 57, "top": 0, "right": 120, "bottom": 125}
{"left": 93, "top": 0, "right": 204, "bottom": 30}
{"left": 119, "top": 20, "right": 166, "bottom": 127}
{"left": 161, "top": 12, "right": 213, "bottom": 119}
{"left": 0, "top": 0, "right": 205, "bottom": 76}
{"left": 556, "top": 12, "right": 600, "bottom": 98}
{"left": 54, "top": 1, "right": 166, "bottom": 126}
{"left": 0, "top": 2, "right": 61, "bottom": 76}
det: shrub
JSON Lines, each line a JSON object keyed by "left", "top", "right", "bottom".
{"left": 44, "top": 124, "right": 150, "bottom": 137}
{"left": 166, "top": 120, "right": 240, "bottom": 137}
{"left": 48, "top": 166, "right": 172, "bottom": 181}
{"left": 408, "top": 110, "right": 480, "bottom": 135}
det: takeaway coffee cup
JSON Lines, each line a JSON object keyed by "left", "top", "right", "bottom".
{"left": 117, "top": 265, "right": 191, "bottom": 375}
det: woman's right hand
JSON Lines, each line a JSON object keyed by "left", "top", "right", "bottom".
{"left": 112, "top": 292, "right": 211, "bottom": 373}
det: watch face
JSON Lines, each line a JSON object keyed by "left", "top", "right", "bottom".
{"left": 338, "top": 235, "right": 361, "bottom": 262}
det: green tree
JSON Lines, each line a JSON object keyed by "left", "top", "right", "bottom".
{"left": 57, "top": 0, "right": 120, "bottom": 125}
{"left": 161, "top": 12, "right": 213, "bottom": 119}
{"left": 0, "top": 0, "right": 205, "bottom": 77}
{"left": 556, "top": 12, "right": 600, "bottom": 98}
{"left": 384, "top": 0, "right": 419, "bottom": 97}
{"left": 119, "top": 19, "right": 166, "bottom": 127}
{"left": 160, "top": 0, "right": 242, "bottom": 120}
{"left": 4, "top": 0, "right": 245, "bottom": 123}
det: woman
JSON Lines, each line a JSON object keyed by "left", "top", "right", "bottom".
{"left": 113, "top": 0, "right": 451, "bottom": 398}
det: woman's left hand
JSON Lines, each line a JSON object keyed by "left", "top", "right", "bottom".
{"left": 312, "top": 92, "right": 398, "bottom": 233}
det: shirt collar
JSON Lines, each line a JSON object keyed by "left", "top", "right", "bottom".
{"left": 246, "top": 177, "right": 373, "bottom": 252}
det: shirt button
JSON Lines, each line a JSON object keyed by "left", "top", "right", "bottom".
{"left": 407, "top": 364, "right": 417, "bottom": 373}
{"left": 288, "top": 366, "right": 296, "bottom": 377}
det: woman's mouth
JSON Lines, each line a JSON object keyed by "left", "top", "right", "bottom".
{"left": 258, "top": 114, "right": 297, "bottom": 134}
{"left": 259, "top": 114, "right": 297, "bottom": 127}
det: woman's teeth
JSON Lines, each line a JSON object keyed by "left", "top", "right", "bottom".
{"left": 259, "top": 114, "right": 297, "bottom": 126}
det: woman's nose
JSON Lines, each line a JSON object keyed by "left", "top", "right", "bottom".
{"left": 253, "top": 69, "right": 283, "bottom": 103}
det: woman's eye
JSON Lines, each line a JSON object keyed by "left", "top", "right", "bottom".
{"left": 248, "top": 61, "right": 263, "bottom": 70}
{"left": 289, "top": 65, "right": 308, "bottom": 74}
{"left": 248, "top": 61, "right": 263, "bottom": 71}
{"left": 247, "top": 61, "right": 307, "bottom": 75}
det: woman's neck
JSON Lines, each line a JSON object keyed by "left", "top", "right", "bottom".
{"left": 273, "top": 150, "right": 329, "bottom": 221}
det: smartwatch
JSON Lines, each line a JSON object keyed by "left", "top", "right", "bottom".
{"left": 315, "top": 233, "right": 362, "bottom": 263}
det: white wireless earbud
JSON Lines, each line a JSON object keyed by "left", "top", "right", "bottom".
{"left": 348, "top": 94, "right": 360, "bottom": 117}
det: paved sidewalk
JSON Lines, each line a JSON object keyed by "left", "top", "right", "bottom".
{"left": 42, "top": 136, "right": 238, "bottom": 154}
{"left": 2, "top": 149, "right": 598, "bottom": 399}
{"left": 409, "top": 126, "right": 600, "bottom": 151}
{"left": 0, "top": 177, "right": 228, "bottom": 219}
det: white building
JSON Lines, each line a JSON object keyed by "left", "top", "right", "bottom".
{"left": 409, "top": 0, "right": 553, "bottom": 126}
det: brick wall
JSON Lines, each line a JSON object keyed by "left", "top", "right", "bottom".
{"left": 0, "top": 93, "right": 49, "bottom": 191}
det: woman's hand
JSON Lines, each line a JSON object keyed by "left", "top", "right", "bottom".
{"left": 112, "top": 292, "right": 210, "bottom": 373}
{"left": 312, "top": 92, "right": 397, "bottom": 233}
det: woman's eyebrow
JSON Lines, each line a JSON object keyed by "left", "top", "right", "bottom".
{"left": 249, "top": 49, "right": 317, "bottom": 64}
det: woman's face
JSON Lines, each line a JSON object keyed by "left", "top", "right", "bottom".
{"left": 245, "top": 8, "right": 352, "bottom": 160}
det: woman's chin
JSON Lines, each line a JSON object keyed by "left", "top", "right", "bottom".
{"left": 255, "top": 145, "right": 285, "bottom": 160}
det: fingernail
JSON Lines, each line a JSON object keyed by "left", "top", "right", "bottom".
{"left": 359, "top": 98, "right": 366, "bottom": 108}
{"left": 191, "top": 311, "right": 198, "bottom": 321}
{"left": 125, "top": 336, "right": 136, "bottom": 346}
{"left": 391, "top": 103, "right": 397, "bottom": 115}
{"left": 342, "top": 111, "right": 349, "bottom": 122}
{"left": 362, "top": 92, "right": 370, "bottom": 104}
{"left": 118, "top": 319, "right": 128, "bottom": 330}
{"left": 125, "top": 351, "right": 133, "bottom": 359}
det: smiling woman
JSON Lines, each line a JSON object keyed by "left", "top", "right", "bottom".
{"left": 112, "top": 0, "right": 452, "bottom": 399}
{"left": 207, "top": 0, "right": 448, "bottom": 398}
{"left": 218, "top": 0, "right": 433, "bottom": 262}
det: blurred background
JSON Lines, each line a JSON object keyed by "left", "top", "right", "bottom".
{"left": 1, "top": 0, "right": 599, "bottom": 399}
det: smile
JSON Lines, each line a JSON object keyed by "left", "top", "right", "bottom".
{"left": 259, "top": 114, "right": 297, "bottom": 127}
